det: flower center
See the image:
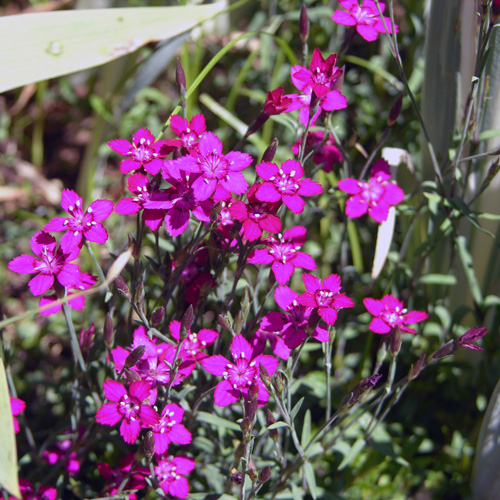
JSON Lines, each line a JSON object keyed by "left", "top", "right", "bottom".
{"left": 359, "top": 179, "right": 385, "bottom": 203}
{"left": 200, "top": 153, "right": 229, "bottom": 180}
{"left": 223, "top": 357, "right": 257, "bottom": 389}
{"left": 271, "top": 169, "right": 299, "bottom": 196}
{"left": 268, "top": 234, "right": 301, "bottom": 264}
{"left": 315, "top": 289, "right": 334, "bottom": 307}
{"left": 248, "top": 203, "right": 270, "bottom": 221}
{"left": 118, "top": 394, "right": 142, "bottom": 421}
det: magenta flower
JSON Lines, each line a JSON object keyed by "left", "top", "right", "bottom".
{"left": 115, "top": 173, "right": 167, "bottom": 231}
{"left": 169, "top": 320, "right": 219, "bottom": 362}
{"left": 248, "top": 226, "right": 316, "bottom": 284}
{"left": 10, "top": 397, "right": 25, "bottom": 434}
{"left": 155, "top": 455, "right": 196, "bottom": 499}
{"left": 151, "top": 403, "right": 192, "bottom": 455}
{"left": 261, "top": 285, "right": 329, "bottom": 349}
{"left": 42, "top": 430, "right": 82, "bottom": 476}
{"left": 97, "top": 453, "right": 149, "bottom": 500}
{"left": 229, "top": 183, "right": 282, "bottom": 241}
{"left": 9, "top": 479, "right": 57, "bottom": 500}
{"left": 297, "top": 273, "right": 355, "bottom": 325}
{"left": 44, "top": 189, "right": 113, "bottom": 252}
{"left": 170, "top": 113, "right": 206, "bottom": 151}
{"left": 263, "top": 87, "right": 293, "bottom": 115}
{"left": 108, "top": 128, "right": 181, "bottom": 175}
{"left": 39, "top": 272, "right": 97, "bottom": 316}
{"left": 8, "top": 231, "right": 81, "bottom": 296}
{"left": 332, "top": 0, "right": 398, "bottom": 42}
{"left": 255, "top": 159, "right": 322, "bottom": 214}
{"left": 291, "top": 131, "right": 342, "bottom": 172}
{"left": 337, "top": 159, "right": 404, "bottom": 223}
{"left": 166, "top": 132, "right": 252, "bottom": 200}
{"left": 457, "top": 326, "right": 488, "bottom": 351}
{"left": 201, "top": 334, "right": 278, "bottom": 407}
{"left": 363, "top": 295, "right": 428, "bottom": 334}
{"left": 143, "top": 167, "right": 213, "bottom": 237}
{"left": 291, "top": 48, "right": 344, "bottom": 99}
{"left": 96, "top": 380, "right": 160, "bottom": 444}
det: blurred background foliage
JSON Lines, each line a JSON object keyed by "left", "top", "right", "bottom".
{"left": 1, "top": 0, "right": 499, "bottom": 498}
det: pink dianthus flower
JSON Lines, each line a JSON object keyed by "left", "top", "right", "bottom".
{"left": 291, "top": 131, "right": 342, "bottom": 172}
{"left": 108, "top": 128, "right": 181, "bottom": 175}
{"left": 9, "top": 479, "right": 56, "bottom": 500}
{"left": 8, "top": 231, "right": 81, "bottom": 296}
{"left": 332, "top": 0, "right": 398, "bottom": 42}
{"left": 10, "top": 397, "right": 25, "bottom": 434}
{"left": 201, "top": 334, "right": 278, "bottom": 407}
{"left": 337, "top": 159, "right": 404, "bottom": 223}
{"left": 155, "top": 455, "right": 196, "bottom": 499}
{"left": 95, "top": 380, "right": 159, "bottom": 444}
{"left": 297, "top": 273, "right": 355, "bottom": 325}
{"left": 255, "top": 159, "right": 322, "bottom": 214}
{"left": 170, "top": 114, "right": 206, "bottom": 151}
{"left": 151, "top": 403, "right": 192, "bottom": 455}
{"left": 44, "top": 189, "right": 113, "bottom": 252}
{"left": 363, "top": 294, "right": 428, "bottom": 334}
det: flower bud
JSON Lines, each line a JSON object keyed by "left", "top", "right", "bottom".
{"left": 151, "top": 307, "right": 165, "bottom": 326}
{"left": 176, "top": 57, "right": 187, "bottom": 99}
{"left": 79, "top": 323, "right": 95, "bottom": 355}
{"left": 259, "top": 364, "right": 272, "bottom": 387}
{"left": 240, "top": 416, "right": 253, "bottom": 435}
{"left": 266, "top": 409, "right": 278, "bottom": 440}
{"left": 387, "top": 93, "right": 403, "bottom": 127}
{"left": 299, "top": 4, "right": 309, "bottom": 42}
{"left": 125, "top": 345, "right": 146, "bottom": 369}
{"left": 180, "top": 305, "right": 194, "bottom": 339}
{"left": 128, "top": 233, "right": 140, "bottom": 261}
{"left": 390, "top": 326, "right": 402, "bottom": 357}
{"left": 273, "top": 371, "right": 285, "bottom": 396}
{"left": 124, "top": 368, "right": 142, "bottom": 383}
{"left": 409, "top": 354, "right": 426, "bottom": 380}
{"left": 258, "top": 466, "right": 271, "bottom": 483}
{"left": 218, "top": 314, "right": 232, "bottom": 331}
{"left": 230, "top": 468, "right": 243, "bottom": 485}
{"left": 113, "top": 276, "right": 131, "bottom": 300}
{"left": 244, "top": 381, "right": 259, "bottom": 421}
{"left": 143, "top": 431, "right": 155, "bottom": 460}
{"left": 430, "top": 342, "right": 455, "bottom": 361}
{"left": 343, "top": 373, "right": 382, "bottom": 406}
{"left": 210, "top": 201, "right": 223, "bottom": 223}
{"left": 104, "top": 313, "right": 114, "bottom": 349}
{"left": 247, "top": 460, "right": 257, "bottom": 481}
{"left": 262, "top": 138, "right": 278, "bottom": 163}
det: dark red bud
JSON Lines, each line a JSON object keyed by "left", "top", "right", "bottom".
{"left": 218, "top": 314, "right": 232, "bottom": 331}
{"left": 262, "top": 138, "right": 278, "bottom": 163}
{"left": 390, "top": 326, "right": 402, "bottom": 357}
{"left": 125, "top": 345, "right": 146, "bottom": 368}
{"left": 113, "top": 276, "right": 131, "bottom": 300}
{"left": 299, "top": 4, "right": 309, "bottom": 42}
{"left": 266, "top": 409, "right": 278, "bottom": 439}
{"left": 143, "top": 431, "right": 155, "bottom": 460}
{"left": 388, "top": 93, "right": 403, "bottom": 127}
{"left": 230, "top": 468, "right": 243, "bottom": 485}
{"left": 258, "top": 466, "right": 271, "bottom": 483}
{"left": 151, "top": 307, "right": 165, "bottom": 326}
{"left": 128, "top": 233, "right": 140, "bottom": 261}
{"left": 180, "top": 305, "right": 194, "bottom": 338}
{"left": 176, "top": 57, "right": 187, "bottom": 98}
{"left": 409, "top": 354, "right": 427, "bottom": 379}
{"left": 125, "top": 369, "right": 142, "bottom": 383}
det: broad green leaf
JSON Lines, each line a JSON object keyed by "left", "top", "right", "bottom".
{"left": 303, "top": 462, "right": 318, "bottom": 500}
{"left": 0, "top": 3, "right": 225, "bottom": 93}
{"left": 196, "top": 411, "right": 241, "bottom": 432}
{"left": 0, "top": 358, "right": 20, "bottom": 498}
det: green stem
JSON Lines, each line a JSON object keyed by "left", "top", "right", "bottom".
{"left": 62, "top": 301, "right": 87, "bottom": 373}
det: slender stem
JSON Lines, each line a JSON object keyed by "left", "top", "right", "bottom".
{"left": 84, "top": 240, "right": 108, "bottom": 292}
{"left": 62, "top": 301, "right": 87, "bottom": 373}
{"left": 324, "top": 327, "right": 335, "bottom": 420}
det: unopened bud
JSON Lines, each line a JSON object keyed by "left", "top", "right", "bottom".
{"left": 266, "top": 409, "right": 278, "bottom": 440}
{"left": 240, "top": 416, "right": 253, "bottom": 435}
{"left": 230, "top": 468, "right": 243, "bottom": 485}
{"left": 143, "top": 431, "right": 155, "bottom": 460}
{"left": 430, "top": 342, "right": 455, "bottom": 361}
{"left": 259, "top": 364, "right": 272, "bottom": 387}
{"left": 151, "top": 307, "right": 165, "bottom": 326}
{"left": 218, "top": 314, "right": 232, "bottom": 331}
{"left": 387, "top": 93, "right": 403, "bottom": 127}
{"left": 125, "top": 345, "right": 146, "bottom": 368}
{"left": 176, "top": 57, "right": 187, "bottom": 99}
{"left": 125, "top": 369, "right": 142, "bottom": 383}
{"left": 180, "top": 305, "right": 194, "bottom": 339}
{"left": 492, "top": 0, "right": 500, "bottom": 21}
{"left": 79, "top": 324, "right": 95, "bottom": 356}
{"left": 210, "top": 201, "right": 223, "bottom": 223}
{"left": 273, "top": 371, "right": 285, "bottom": 395}
{"left": 128, "top": 233, "right": 140, "bottom": 261}
{"left": 299, "top": 4, "right": 309, "bottom": 42}
{"left": 343, "top": 373, "right": 382, "bottom": 406}
{"left": 258, "top": 466, "right": 271, "bottom": 483}
{"left": 247, "top": 461, "right": 257, "bottom": 481}
{"left": 104, "top": 313, "right": 114, "bottom": 349}
{"left": 244, "top": 381, "right": 259, "bottom": 421}
{"left": 262, "top": 138, "right": 278, "bottom": 163}
{"left": 113, "top": 276, "right": 131, "bottom": 300}
{"left": 409, "top": 354, "right": 427, "bottom": 379}
{"left": 390, "top": 326, "right": 402, "bottom": 357}
{"left": 134, "top": 281, "right": 144, "bottom": 308}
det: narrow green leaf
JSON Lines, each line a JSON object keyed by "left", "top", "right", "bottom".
{"left": 303, "top": 462, "right": 318, "bottom": 500}
{"left": 418, "top": 274, "right": 457, "bottom": 285}
{"left": 0, "top": 358, "right": 20, "bottom": 498}
{"left": 301, "top": 409, "right": 312, "bottom": 448}
{"left": 338, "top": 437, "right": 366, "bottom": 471}
{"left": 196, "top": 411, "right": 241, "bottom": 432}
{"left": 290, "top": 397, "right": 304, "bottom": 421}
{"left": 0, "top": 3, "right": 225, "bottom": 92}
{"left": 267, "top": 421, "right": 289, "bottom": 430}
{"left": 456, "top": 235, "right": 483, "bottom": 306}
